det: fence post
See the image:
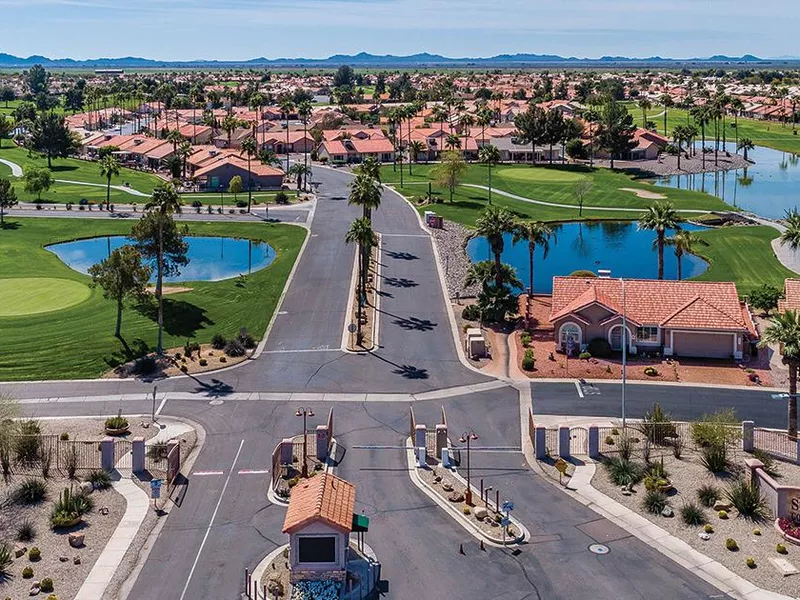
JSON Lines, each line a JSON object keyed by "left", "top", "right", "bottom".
{"left": 796, "top": 438, "right": 800, "bottom": 465}
{"left": 559, "top": 426, "right": 570, "bottom": 459}
{"left": 534, "top": 426, "right": 546, "bottom": 460}
{"left": 315, "top": 425, "right": 329, "bottom": 461}
{"left": 101, "top": 437, "right": 115, "bottom": 471}
{"left": 166, "top": 438, "right": 180, "bottom": 484}
{"left": 588, "top": 425, "right": 600, "bottom": 460}
{"left": 435, "top": 424, "right": 447, "bottom": 458}
{"left": 742, "top": 420, "right": 754, "bottom": 452}
{"left": 132, "top": 437, "right": 145, "bottom": 472}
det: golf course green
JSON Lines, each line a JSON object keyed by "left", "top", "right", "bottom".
{"left": 0, "top": 277, "right": 91, "bottom": 316}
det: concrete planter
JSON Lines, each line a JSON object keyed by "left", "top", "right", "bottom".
{"left": 104, "top": 426, "right": 130, "bottom": 436}
{"left": 774, "top": 518, "right": 800, "bottom": 546}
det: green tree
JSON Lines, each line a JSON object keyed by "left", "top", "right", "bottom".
{"left": 344, "top": 217, "right": 377, "bottom": 342}
{"left": 166, "top": 128, "right": 184, "bottom": 152}
{"left": 638, "top": 201, "right": 682, "bottom": 280}
{"left": 672, "top": 124, "right": 695, "bottom": 171}
{"left": 748, "top": 284, "right": 783, "bottom": 316}
{"left": 514, "top": 105, "right": 546, "bottom": 165}
{"left": 88, "top": 245, "right": 151, "bottom": 337}
{"left": 30, "top": 112, "right": 78, "bottom": 168}
{"left": 464, "top": 261, "right": 522, "bottom": 293}
{"left": 228, "top": 175, "right": 243, "bottom": 202}
{"left": 279, "top": 98, "right": 295, "bottom": 171}
{"left": 99, "top": 154, "right": 120, "bottom": 210}
{"left": 432, "top": 150, "right": 467, "bottom": 203}
{"left": 468, "top": 206, "right": 516, "bottom": 289}
{"left": 297, "top": 99, "right": 313, "bottom": 175}
{"left": 513, "top": 221, "right": 553, "bottom": 323}
{"left": 0, "top": 177, "right": 17, "bottom": 226}
{"left": 241, "top": 136, "right": 258, "bottom": 212}
{"left": 0, "top": 115, "right": 10, "bottom": 148}
{"left": 737, "top": 137, "right": 755, "bottom": 162}
{"left": 596, "top": 98, "right": 637, "bottom": 169}
{"left": 637, "top": 97, "right": 652, "bottom": 128}
{"left": 23, "top": 167, "right": 53, "bottom": 201}
{"left": 664, "top": 229, "right": 708, "bottom": 280}
{"left": 356, "top": 157, "right": 381, "bottom": 183}
{"left": 348, "top": 172, "right": 382, "bottom": 221}
{"left": 220, "top": 113, "right": 244, "bottom": 147}
{"left": 690, "top": 105, "right": 710, "bottom": 168}
{"left": 478, "top": 144, "right": 500, "bottom": 204}
{"left": 288, "top": 163, "right": 312, "bottom": 191}
{"left": 759, "top": 310, "right": 800, "bottom": 437}
{"left": 24, "top": 64, "right": 49, "bottom": 96}
{"left": 408, "top": 140, "right": 425, "bottom": 164}
{"left": 0, "top": 86, "right": 16, "bottom": 108}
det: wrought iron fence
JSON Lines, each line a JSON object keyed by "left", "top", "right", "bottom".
{"left": 753, "top": 428, "right": 798, "bottom": 463}
{"left": 544, "top": 428, "right": 559, "bottom": 456}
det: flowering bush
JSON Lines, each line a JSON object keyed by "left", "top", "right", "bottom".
{"left": 778, "top": 518, "right": 800, "bottom": 540}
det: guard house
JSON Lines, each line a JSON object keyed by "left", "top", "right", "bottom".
{"left": 282, "top": 473, "right": 357, "bottom": 584}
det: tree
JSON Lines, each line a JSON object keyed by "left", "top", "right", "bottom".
{"left": 288, "top": 163, "right": 312, "bottom": 191}
{"left": 0, "top": 86, "right": 16, "bottom": 108}
{"left": 638, "top": 201, "right": 682, "bottom": 280}
{"left": 637, "top": 98, "right": 652, "bottom": 128}
{"left": 88, "top": 245, "right": 151, "bottom": 337}
{"left": 297, "top": 99, "right": 313, "bottom": 175}
{"left": 333, "top": 65, "right": 356, "bottom": 89}
{"left": 664, "top": 229, "right": 708, "bottom": 280}
{"left": 514, "top": 105, "right": 546, "bottom": 165}
{"left": 356, "top": 157, "right": 381, "bottom": 183}
{"left": 463, "top": 261, "right": 522, "bottom": 323}
{"left": 99, "top": 154, "right": 120, "bottom": 210}
{"left": 344, "top": 217, "right": 377, "bottom": 342}
{"left": 0, "top": 177, "right": 17, "bottom": 226}
{"left": 228, "top": 175, "right": 243, "bottom": 202}
{"left": 759, "top": 310, "right": 800, "bottom": 437}
{"left": 0, "top": 115, "right": 10, "bottom": 149}
{"left": 241, "top": 136, "right": 258, "bottom": 212}
{"left": 464, "top": 261, "right": 522, "bottom": 292}
{"left": 573, "top": 180, "right": 592, "bottom": 217}
{"left": 690, "top": 105, "right": 710, "bottom": 168}
{"left": 737, "top": 137, "right": 755, "bottom": 162}
{"left": 672, "top": 124, "right": 694, "bottom": 170}
{"left": 408, "top": 140, "right": 425, "bottom": 164}
{"left": 24, "top": 64, "right": 49, "bottom": 96}
{"left": 478, "top": 144, "right": 500, "bottom": 204}
{"left": 659, "top": 94, "right": 674, "bottom": 136}
{"left": 432, "top": 150, "right": 467, "bottom": 203}
{"left": 23, "top": 167, "right": 53, "bottom": 201}
{"left": 348, "top": 172, "right": 382, "bottom": 221}
{"left": 468, "top": 206, "right": 516, "bottom": 289}
{"left": 513, "top": 221, "right": 553, "bottom": 323}
{"left": 279, "top": 98, "right": 295, "bottom": 171}
{"left": 30, "top": 112, "right": 78, "bottom": 168}
{"left": 748, "top": 284, "right": 783, "bottom": 316}
{"left": 596, "top": 98, "right": 637, "bottom": 169}
{"left": 131, "top": 184, "right": 188, "bottom": 354}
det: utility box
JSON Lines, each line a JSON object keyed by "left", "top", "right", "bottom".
{"left": 465, "top": 328, "right": 486, "bottom": 359}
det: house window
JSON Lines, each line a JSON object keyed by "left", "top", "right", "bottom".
{"left": 637, "top": 327, "right": 659, "bottom": 343}
{"left": 297, "top": 536, "right": 336, "bottom": 564}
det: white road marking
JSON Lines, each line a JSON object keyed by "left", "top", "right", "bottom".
{"left": 575, "top": 381, "right": 585, "bottom": 399}
{"left": 261, "top": 348, "right": 340, "bottom": 354}
{"left": 237, "top": 469, "right": 270, "bottom": 475}
{"left": 192, "top": 470, "right": 224, "bottom": 476}
{"left": 155, "top": 396, "right": 168, "bottom": 416}
{"left": 179, "top": 439, "right": 244, "bottom": 600}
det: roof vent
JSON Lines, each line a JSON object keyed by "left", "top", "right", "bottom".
{"left": 598, "top": 269, "right": 612, "bottom": 279}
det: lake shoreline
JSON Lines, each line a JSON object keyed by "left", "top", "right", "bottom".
{"left": 591, "top": 151, "right": 751, "bottom": 178}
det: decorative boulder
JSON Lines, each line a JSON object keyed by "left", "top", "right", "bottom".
{"left": 29, "top": 583, "right": 40, "bottom": 596}
{"left": 661, "top": 506, "right": 674, "bottom": 518}
{"left": 473, "top": 507, "right": 488, "bottom": 520}
{"left": 713, "top": 500, "right": 732, "bottom": 511}
{"left": 69, "top": 532, "right": 85, "bottom": 548}
{"left": 73, "top": 556, "right": 81, "bottom": 565}
{"left": 78, "top": 481, "right": 94, "bottom": 496}
{"left": 448, "top": 491, "right": 465, "bottom": 503}
{"left": 15, "top": 544, "right": 27, "bottom": 558}
{"left": 442, "top": 482, "right": 454, "bottom": 492}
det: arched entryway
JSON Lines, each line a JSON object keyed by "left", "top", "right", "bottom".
{"left": 608, "top": 324, "right": 634, "bottom": 352}
{"left": 558, "top": 322, "right": 582, "bottom": 352}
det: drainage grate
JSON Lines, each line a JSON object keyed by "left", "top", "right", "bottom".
{"left": 588, "top": 544, "right": 610, "bottom": 555}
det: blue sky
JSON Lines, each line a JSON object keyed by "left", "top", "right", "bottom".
{"left": 0, "top": 0, "right": 797, "bottom": 60}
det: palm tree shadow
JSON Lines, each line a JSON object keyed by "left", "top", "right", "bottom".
{"left": 0, "top": 220, "right": 21, "bottom": 230}
{"left": 193, "top": 378, "right": 234, "bottom": 398}
{"left": 369, "top": 352, "right": 429, "bottom": 379}
{"left": 382, "top": 276, "right": 418, "bottom": 288}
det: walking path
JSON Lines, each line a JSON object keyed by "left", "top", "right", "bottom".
{"left": 57, "top": 179, "right": 151, "bottom": 197}
{"left": 0, "top": 157, "right": 22, "bottom": 176}
{"left": 748, "top": 215, "right": 800, "bottom": 274}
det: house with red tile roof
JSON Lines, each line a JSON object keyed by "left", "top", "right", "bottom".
{"left": 318, "top": 137, "right": 395, "bottom": 164}
{"left": 549, "top": 277, "right": 758, "bottom": 360}
{"left": 778, "top": 279, "right": 800, "bottom": 314}
{"left": 192, "top": 155, "right": 284, "bottom": 191}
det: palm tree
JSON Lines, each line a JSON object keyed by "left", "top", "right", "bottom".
{"left": 476, "top": 106, "right": 493, "bottom": 148}
{"left": 464, "top": 260, "right": 522, "bottom": 293}
{"left": 344, "top": 217, "right": 377, "bottom": 342}
{"left": 737, "top": 137, "right": 755, "bottom": 162}
{"left": 638, "top": 97, "right": 652, "bottom": 128}
{"left": 348, "top": 172, "right": 382, "bottom": 221}
{"left": 664, "top": 230, "right": 709, "bottom": 280}
{"left": 178, "top": 140, "right": 193, "bottom": 179}
{"left": 431, "top": 104, "right": 449, "bottom": 159}
{"left": 297, "top": 100, "right": 313, "bottom": 174}
{"left": 513, "top": 221, "right": 553, "bottom": 323}
{"left": 759, "top": 310, "right": 800, "bottom": 437}
{"left": 166, "top": 128, "right": 184, "bottom": 152}
{"left": 659, "top": 94, "right": 674, "bottom": 136}
{"left": 468, "top": 206, "right": 516, "bottom": 289}
{"left": 241, "top": 136, "right": 258, "bottom": 212}
{"left": 638, "top": 201, "right": 682, "bottom": 280}
{"left": 99, "top": 154, "right": 120, "bottom": 210}
{"left": 459, "top": 113, "right": 475, "bottom": 161}
{"left": 357, "top": 156, "right": 382, "bottom": 182}
{"left": 690, "top": 105, "right": 709, "bottom": 168}
{"left": 478, "top": 144, "right": 500, "bottom": 205}
{"left": 221, "top": 113, "right": 243, "bottom": 147}
{"left": 445, "top": 133, "right": 461, "bottom": 151}
{"left": 289, "top": 163, "right": 312, "bottom": 191}
{"left": 729, "top": 97, "right": 744, "bottom": 148}
{"left": 408, "top": 140, "right": 425, "bottom": 166}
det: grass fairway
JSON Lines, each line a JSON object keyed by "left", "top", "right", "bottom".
{"left": 691, "top": 225, "right": 797, "bottom": 296}
{"left": 0, "top": 277, "right": 91, "bottom": 316}
{"left": 0, "top": 217, "right": 306, "bottom": 381}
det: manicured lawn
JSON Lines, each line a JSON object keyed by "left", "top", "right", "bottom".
{"left": 0, "top": 277, "right": 91, "bottom": 316}
{"left": 690, "top": 225, "right": 796, "bottom": 296}
{"left": 0, "top": 217, "right": 306, "bottom": 380}
{"left": 380, "top": 163, "right": 731, "bottom": 226}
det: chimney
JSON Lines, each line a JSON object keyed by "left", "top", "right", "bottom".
{"left": 598, "top": 269, "right": 612, "bottom": 279}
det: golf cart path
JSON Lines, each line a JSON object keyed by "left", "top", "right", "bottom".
{"left": 0, "top": 158, "right": 22, "bottom": 177}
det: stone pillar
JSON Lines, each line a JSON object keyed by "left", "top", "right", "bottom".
{"left": 744, "top": 457, "right": 764, "bottom": 487}
{"left": 534, "top": 426, "right": 547, "bottom": 460}
{"left": 280, "top": 438, "right": 294, "bottom": 464}
{"left": 435, "top": 424, "right": 447, "bottom": 458}
{"left": 414, "top": 424, "right": 427, "bottom": 451}
{"left": 132, "top": 437, "right": 145, "bottom": 472}
{"left": 559, "top": 426, "right": 570, "bottom": 459}
{"left": 316, "top": 425, "right": 329, "bottom": 461}
{"left": 588, "top": 425, "right": 600, "bottom": 460}
{"left": 166, "top": 439, "right": 180, "bottom": 484}
{"left": 742, "top": 421, "right": 755, "bottom": 452}
{"left": 100, "top": 437, "right": 115, "bottom": 471}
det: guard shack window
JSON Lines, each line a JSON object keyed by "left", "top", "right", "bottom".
{"left": 298, "top": 536, "right": 336, "bottom": 564}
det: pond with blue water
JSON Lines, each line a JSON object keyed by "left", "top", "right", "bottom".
{"left": 465, "top": 222, "right": 708, "bottom": 294}
{"left": 48, "top": 236, "right": 276, "bottom": 283}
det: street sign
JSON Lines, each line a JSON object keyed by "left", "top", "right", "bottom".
{"left": 501, "top": 517, "right": 511, "bottom": 527}
{"left": 555, "top": 458, "right": 568, "bottom": 474}
{"left": 150, "top": 479, "right": 162, "bottom": 499}
{"left": 502, "top": 501, "right": 514, "bottom": 513}
{"left": 348, "top": 323, "right": 357, "bottom": 334}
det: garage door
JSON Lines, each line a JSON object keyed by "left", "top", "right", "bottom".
{"left": 672, "top": 332, "right": 733, "bottom": 359}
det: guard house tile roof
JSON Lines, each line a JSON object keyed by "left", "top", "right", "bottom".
{"left": 282, "top": 473, "right": 356, "bottom": 534}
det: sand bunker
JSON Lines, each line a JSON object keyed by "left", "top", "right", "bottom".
{"left": 619, "top": 187, "right": 667, "bottom": 200}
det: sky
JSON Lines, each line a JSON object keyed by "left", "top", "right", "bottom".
{"left": 0, "top": 0, "right": 798, "bottom": 61}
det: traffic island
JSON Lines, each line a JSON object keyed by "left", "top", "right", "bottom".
{"left": 345, "top": 238, "right": 380, "bottom": 352}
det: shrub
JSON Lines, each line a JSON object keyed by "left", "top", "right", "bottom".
{"left": 617, "top": 434, "right": 635, "bottom": 461}
{"left": 704, "top": 524, "right": 714, "bottom": 534}
{"left": 47, "top": 595, "right": 57, "bottom": 600}
{"left": 59, "top": 432, "right": 69, "bottom": 441}
{"left": 777, "top": 543, "right": 788, "bottom": 554}
{"left": 746, "top": 557, "right": 756, "bottom": 568}
{"left": 40, "top": 577, "right": 53, "bottom": 592}
{"left": 644, "top": 475, "right": 670, "bottom": 492}
{"left": 105, "top": 410, "right": 128, "bottom": 431}
{"left": 680, "top": 502, "right": 706, "bottom": 526}
{"left": 220, "top": 356, "right": 227, "bottom": 363}
{"left": 238, "top": 333, "right": 256, "bottom": 349}
{"left": 699, "top": 444, "right": 728, "bottom": 473}
{"left": 199, "top": 359, "right": 208, "bottom": 367}
{"left": 22, "top": 566, "right": 34, "bottom": 578}
{"left": 646, "top": 457, "right": 669, "bottom": 480}
{"left": 0, "top": 543, "right": 11, "bottom": 577}
{"left": 17, "top": 519, "right": 36, "bottom": 542}
{"left": 587, "top": 337, "right": 612, "bottom": 358}
{"left": 642, "top": 490, "right": 669, "bottom": 515}
{"left": 671, "top": 436, "right": 684, "bottom": 459}
{"left": 753, "top": 528, "right": 761, "bottom": 535}
{"left": 718, "top": 510, "right": 728, "bottom": 519}
{"left": 224, "top": 339, "right": 246, "bottom": 357}
{"left": 461, "top": 305, "right": 480, "bottom": 321}
{"left": 133, "top": 356, "right": 157, "bottom": 375}
{"left": 180, "top": 365, "right": 188, "bottom": 373}
{"left": 697, "top": 483, "right": 720, "bottom": 508}
{"left": 725, "top": 538, "right": 738, "bottom": 551}
{"left": 638, "top": 402, "right": 677, "bottom": 444}
{"left": 211, "top": 334, "right": 227, "bottom": 350}
{"left": 28, "top": 547, "right": 41, "bottom": 561}
{"left": 578, "top": 351, "right": 592, "bottom": 360}
{"left": 174, "top": 352, "right": 182, "bottom": 360}
{"left": 603, "top": 457, "right": 643, "bottom": 486}
{"left": 691, "top": 409, "right": 739, "bottom": 448}
{"left": 520, "top": 332, "right": 532, "bottom": 347}
{"left": 62, "top": 444, "right": 78, "bottom": 480}
{"left": 643, "top": 366, "right": 659, "bottom": 377}
{"left": 146, "top": 443, "right": 167, "bottom": 462}
{"left": 16, "top": 478, "right": 47, "bottom": 504}
{"left": 521, "top": 349, "right": 535, "bottom": 371}
{"left": 462, "top": 506, "right": 471, "bottom": 514}
{"left": 14, "top": 420, "right": 42, "bottom": 464}
{"left": 724, "top": 479, "right": 769, "bottom": 520}
{"left": 751, "top": 449, "right": 779, "bottom": 477}
{"left": 605, "top": 435, "right": 615, "bottom": 446}
{"left": 50, "top": 486, "right": 92, "bottom": 528}
{"left": 275, "top": 191, "right": 289, "bottom": 205}
{"left": 85, "top": 469, "right": 112, "bottom": 490}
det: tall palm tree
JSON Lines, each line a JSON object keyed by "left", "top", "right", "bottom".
{"left": 659, "top": 93, "right": 674, "bottom": 136}
{"left": 241, "top": 136, "right": 258, "bottom": 212}
{"left": 99, "top": 154, "right": 120, "bottom": 210}
{"left": 348, "top": 172, "right": 382, "bottom": 221}
{"left": 408, "top": 140, "right": 425, "bottom": 166}
{"left": 464, "top": 260, "right": 522, "bottom": 293}
{"left": 445, "top": 133, "right": 461, "bottom": 151}
{"left": 478, "top": 144, "right": 500, "bottom": 205}
{"left": 513, "top": 221, "right": 554, "bottom": 323}
{"left": 638, "top": 97, "right": 652, "bottom": 128}
{"left": 737, "top": 137, "right": 755, "bottom": 162}
{"left": 468, "top": 206, "right": 516, "bottom": 288}
{"left": 431, "top": 104, "right": 449, "bottom": 159}
{"left": 638, "top": 201, "right": 682, "bottom": 280}
{"left": 459, "top": 112, "right": 475, "bottom": 161}
{"left": 357, "top": 156, "right": 382, "bottom": 182}
{"left": 279, "top": 98, "right": 295, "bottom": 171}
{"left": 297, "top": 100, "right": 313, "bottom": 174}
{"left": 221, "top": 113, "right": 243, "bottom": 148}
{"left": 729, "top": 97, "right": 744, "bottom": 149}
{"left": 166, "top": 128, "right": 184, "bottom": 152}
{"left": 759, "top": 310, "right": 800, "bottom": 437}
{"left": 690, "top": 105, "right": 709, "bottom": 168}
{"left": 344, "top": 217, "right": 377, "bottom": 342}
{"left": 664, "top": 230, "right": 709, "bottom": 280}
{"left": 476, "top": 106, "right": 493, "bottom": 148}
{"left": 178, "top": 140, "right": 193, "bottom": 179}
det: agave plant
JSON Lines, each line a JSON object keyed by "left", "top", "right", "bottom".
{"left": 50, "top": 486, "right": 93, "bottom": 528}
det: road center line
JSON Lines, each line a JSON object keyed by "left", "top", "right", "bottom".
{"left": 179, "top": 439, "right": 244, "bottom": 600}
{"left": 574, "top": 381, "right": 585, "bottom": 399}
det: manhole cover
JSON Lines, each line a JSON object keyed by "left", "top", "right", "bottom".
{"left": 589, "top": 544, "right": 610, "bottom": 555}
{"left": 209, "top": 399, "right": 224, "bottom": 406}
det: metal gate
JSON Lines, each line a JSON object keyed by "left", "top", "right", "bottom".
{"left": 544, "top": 428, "right": 559, "bottom": 457}
{"left": 114, "top": 439, "right": 133, "bottom": 470}
{"left": 570, "top": 427, "right": 588, "bottom": 456}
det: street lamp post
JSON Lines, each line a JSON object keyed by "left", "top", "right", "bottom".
{"left": 459, "top": 430, "right": 479, "bottom": 505}
{"left": 295, "top": 407, "right": 315, "bottom": 477}
{"left": 621, "top": 277, "right": 627, "bottom": 432}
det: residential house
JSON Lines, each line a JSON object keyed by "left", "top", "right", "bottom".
{"left": 318, "top": 137, "right": 395, "bottom": 164}
{"left": 192, "top": 155, "right": 284, "bottom": 191}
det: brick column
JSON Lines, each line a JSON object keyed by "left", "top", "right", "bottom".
{"left": 742, "top": 421, "right": 755, "bottom": 452}
{"left": 534, "top": 426, "right": 547, "bottom": 460}
{"left": 100, "top": 437, "right": 115, "bottom": 471}
{"left": 132, "top": 437, "right": 145, "bottom": 472}
{"left": 316, "top": 425, "right": 329, "bottom": 461}
{"left": 588, "top": 425, "right": 600, "bottom": 460}
{"left": 280, "top": 438, "right": 294, "bottom": 464}
{"left": 435, "top": 424, "right": 447, "bottom": 458}
{"left": 559, "top": 426, "right": 570, "bottom": 459}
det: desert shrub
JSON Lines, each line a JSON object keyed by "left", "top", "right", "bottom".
{"left": 174, "top": 352, "right": 182, "bottom": 360}
{"left": 753, "top": 528, "right": 761, "bottom": 535}
{"left": 521, "top": 349, "right": 535, "bottom": 371}
{"left": 461, "top": 305, "right": 480, "bottom": 321}
{"left": 199, "top": 359, "right": 208, "bottom": 367}
{"left": 105, "top": 410, "right": 128, "bottom": 431}
{"left": 699, "top": 444, "right": 728, "bottom": 473}
{"left": 15, "top": 478, "right": 47, "bottom": 504}
{"left": 184, "top": 341, "right": 201, "bottom": 357}
{"left": 224, "top": 339, "right": 246, "bottom": 357}
{"left": 680, "top": 502, "right": 706, "bottom": 526}
{"left": 646, "top": 457, "right": 669, "bottom": 480}
{"left": 62, "top": 444, "right": 78, "bottom": 480}
{"left": 180, "top": 365, "right": 188, "bottom": 372}
{"left": 59, "top": 432, "right": 69, "bottom": 441}
{"left": 638, "top": 402, "right": 677, "bottom": 444}
{"left": 697, "top": 483, "right": 720, "bottom": 507}
{"left": 85, "top": 469, "right": 112, "bottom": 490}
{"left": 462, "top": 506, "right": 471, "bottom": 514}
{"left": 28, "top": 547, "right": 41, "bottom": 561}
{"left": 220, "top": 356, "right": 227, "bottom": 363}
{"left": 22, "top": 565, "right": 34, "bottom": 578}
{"left": 777, "top": 543, "right": 788, "bottom": 554}
{"left": 751, "top": 449, "right": 779, "bottom": 477}
{"left": 604, "top": 435, "right": 614, "bottom": 446}
{"left": 0, "top": 543, "right": 11, "bottom": 577}
{"left": 725, "top": 479, "right": 770, "bottom": 520}
{"left": 211, "top": 333, "right": 227, "bottom": 349}
{"left": 16, "top": 519, "right": 36, "bottom": 542}
{"left": 14, "top": 420, "right": 42, "bottom": 464}
{"left": 617, "top": 434, "right": 634, "bottom": 461}
{"left": 520, "top": 332, "right": 532, "bottom": 347}
{"left": 133, "top": 356, "right": 157, "bottom": 375}
{"left": 146, "top": 443, "right": 167, "bottom": 462}
{"left": 50, "top": 486, "right": 92, "bottom": 528}
{"left": 746, "top": 557, "right": 756, "bottom": 568}
{"left": 238, "top": 333, "right": 256, "bottom": 349}
{"left": 643, "top": 366, "right": 658, "bottom": 377}
{"left": 586, "top": 337, "right": 612, "bottom": 358}
{"left": 691, "top": 409, "right": 739, "bottom": 448}
{"left": 40, "top": 577, "right": 53, "bottom": 592}
{"left": 643, "top": 475, "right": 670, "bottom": 492}
{"left": 275, "top": 191, "right": 289, "bottom": 205}
{"left": 642, "top": 490, "right": 669, "bottom": 514}
{"left": 718, "top": 510, "right": 728, "bottom": 519}
{"left": 671, "top": 436, "right": 684, "bottom": 459}
{"left": 603, "top": 457, "right": 643, "bottom": 486}
{"left": 704, "top": 524, "right": 714, "bottom": 533}
{"left": 578, "top": 351, "right": 592, "bottom": 360}
{"left": 725, "top": 538, "right": 738, "bottom": 551}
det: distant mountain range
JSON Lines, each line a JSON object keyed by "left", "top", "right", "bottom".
{"left": 0, "top": 52, "right": 787, "bottom": 69}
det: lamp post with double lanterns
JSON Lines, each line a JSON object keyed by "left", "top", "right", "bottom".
{"left": 295, "top": 407, "right": 315, "bottom": 477}
{"left": 459, "top": 430, "right": 479, "bottom": 505}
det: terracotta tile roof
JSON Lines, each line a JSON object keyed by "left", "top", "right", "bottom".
{"left": 282, "top": 473, "right": 355, "bottom": 534}
{"left": 550, "top": 277, "right": 756, "bottom": 336}
{"left": 193, "top": 155, "right": 284, "bottom": 178}
{"left": 779, "top": 278, "right": 800, "bottom": 313}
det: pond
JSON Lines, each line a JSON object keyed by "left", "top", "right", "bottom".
{"left": 465, "top": 222, "right": 708, "bottom": 294}
{"left": 48, "top": 236, "right": 276, "bottom": 283}
{"left": 654, "top": 143, "right": 800, "bottom": 219}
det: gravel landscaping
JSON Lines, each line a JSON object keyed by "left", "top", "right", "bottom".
{"left": 429, "top": 219, "right": 478, "bottom": 299}
{"left": 592, "top": 445, "right": 800, "bottom": 596}
{"left": 39, "top": 417, "right": 160, "bottom": 443}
